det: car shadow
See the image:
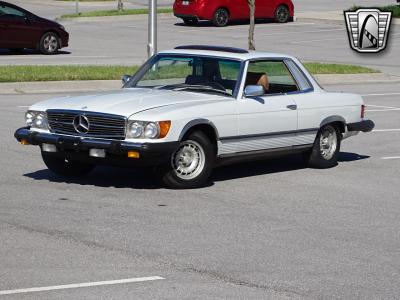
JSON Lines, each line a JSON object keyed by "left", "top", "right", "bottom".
{"left": 174, "top": 18, "right": 276, "bottom": 27}
{"left": 0, "top": 49, "right": 71, "bottom": 55}
{"left": 338, "top": 151, "right": 370, "bottom": 162}
{"left": 23, "top": 152, "right": 369, "bottom": 189}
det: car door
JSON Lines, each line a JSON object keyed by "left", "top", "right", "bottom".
{"left": 0, "top": 4, "right": 33, "bottom": 48}
{"left": 235, "top": 59, "right": 298, "bottom": 153}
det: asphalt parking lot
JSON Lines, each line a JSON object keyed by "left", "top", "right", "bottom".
{"left": 1, "top": 14, "right": 399, "bottom": 76}
{"left": 1, "top": 81, "right": 399, "bottom": 299}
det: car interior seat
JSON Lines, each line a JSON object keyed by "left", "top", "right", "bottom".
{"left": 245, "top": 72, "right": 269, "bottom": 92}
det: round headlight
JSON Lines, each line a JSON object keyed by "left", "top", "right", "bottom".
{"left": 25, "top": 111, "right": 35, "bottom": 126}
{"left": 144, "top": 122, "right": 160, "bottom": 139}
{"left": 129, "top": 122, "right": 144, "bottom": 138}
{"left": 34, "top": 113, "right": 46, "bottom": 128}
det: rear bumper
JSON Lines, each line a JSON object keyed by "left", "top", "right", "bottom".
{"left": 347, "top": 120, "right": 375, "bottom": 133}
{"left": 174, "top": 13, "right": 198, "bottom": 19}
{"left": 14, "top": 127, "right": 179, "bottom": 167}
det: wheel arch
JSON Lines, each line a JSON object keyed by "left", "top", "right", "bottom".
{"left": 179, "top": 119, "right": 219, "bottom": 153}
{"left": 320, "top": 116, "right": 346, "bottom": 133}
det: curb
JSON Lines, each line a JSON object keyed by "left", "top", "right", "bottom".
{"left": 57, "top": 12, "right": 174, "bottom": 23}
{"left": 1, "top": 74, "right": 400, "bottom": 95}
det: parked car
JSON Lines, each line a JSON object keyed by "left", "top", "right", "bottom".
{"left": 0, "top": 1, "right": 69, "bottom": 54}
{"left": 173, "top": 0, "right": 294, "bottom": 26}
{"left": 14, "top": 45, "right": 374, "bottom": 189}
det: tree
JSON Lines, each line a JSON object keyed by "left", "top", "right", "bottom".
{"left": 248, "top": 0, "right": 256, "bottom": 50}
{"left": 117, "top": 0, "right": 124, "bottom": 11}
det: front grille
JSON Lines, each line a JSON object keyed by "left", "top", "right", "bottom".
{"left": 47, "top": 110, "right": 126, "bottom": 140}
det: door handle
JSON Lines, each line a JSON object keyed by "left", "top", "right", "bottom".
{"left": 286, "top": 104, "right": 297, "bottom": 110}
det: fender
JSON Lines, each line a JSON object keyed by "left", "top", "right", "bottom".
{"left": 178, "top": 119, "right": 220, "bottom": 141}
{"left": 320, "top": 115, "right": 346, "bottom": 131}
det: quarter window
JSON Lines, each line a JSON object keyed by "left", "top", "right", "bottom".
{"left": 285, "top": 60, "right": 313, "bottom": 91}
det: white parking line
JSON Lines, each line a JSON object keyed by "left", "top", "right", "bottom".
{"left": 362, "top": 92, "right": 400, "bottom": 97}
{"left": 367, "top": 104, "right": 399, "bottom": 109}
{"left": 373, "top": 129, "right": 400, "bottom": 132}
{"left": 289, "top": 37, "right": 343, "bottom": 44}
{"left": 367, "top": 108, "right": 400, "bottom": 112}
{"left": 238, "top": 28, "right": 343, "bottom": 37}
{"left": 382, "top": 156, "right": 400, "bottom": 160}
{"left": 0, "top": 276, "right": 165, "bottom": 296}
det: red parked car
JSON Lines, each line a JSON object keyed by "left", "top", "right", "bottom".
{"left": 173, "top": 0, "right": 294, "bottom": 26}
{"left": 0, "top": 1, "right": 69, "bottom": 54}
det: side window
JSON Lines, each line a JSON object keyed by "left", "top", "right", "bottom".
{"left": 246, "top": 60, "right": 299, "bottom": 94}
{"left": 0, "top": 5, "right": 26, "bottom": 18}
{"left": 285, "top": 60, "right": 313, "bottom": 91}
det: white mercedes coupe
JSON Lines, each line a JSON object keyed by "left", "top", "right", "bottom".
{"left": 15, "top": 45, "right": 374, "bottom": 189}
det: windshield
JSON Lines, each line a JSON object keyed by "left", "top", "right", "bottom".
{"left": 126, "top": 55, "right": 243, "bottom": 97}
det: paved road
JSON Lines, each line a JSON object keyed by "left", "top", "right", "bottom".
{"left": 0, "top": 82, "right": 400, "bottom": 299}
{"left": 1, "top": 15, "right": 400, "bottom": 76}
{"left": 10, "top": 0, "right": 396, "bottom": 19}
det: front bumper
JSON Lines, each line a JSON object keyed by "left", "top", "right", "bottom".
{"left": 347, "top": 120, "right": 375, "bottom": 133}
{"left": 14, "top": 127, "right": 179, "bottom": 167}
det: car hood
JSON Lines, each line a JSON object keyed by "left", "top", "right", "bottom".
{"left": 30, "top": 88, "right": 228, "bottom": 118}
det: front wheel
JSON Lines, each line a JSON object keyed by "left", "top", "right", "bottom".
{"left": 275, "top": 5, "right": 290, "bottom": 23}
{"left": 305, "top": 125, "right": 341, "bottom": 169}
{"left": 39, "top": 32, "right": 59, "bottom": 55}
{"left": 42, "top": 152, "right": 95, "bottom": 177}
{"left": 213, "top": 8, "right": 229, "bottom": 27}
{"left": 158, "top": 131, "right": 215, "bottom": 189}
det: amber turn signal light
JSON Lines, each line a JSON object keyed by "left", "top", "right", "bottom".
{"left": 127, "top": 151, "right": 140, "bottom": 159}
{"left": 159, "top": 121, "right": 171, "bottom": 138}
{"left": 20, "top": 139, "right": 30, "bottom": 145}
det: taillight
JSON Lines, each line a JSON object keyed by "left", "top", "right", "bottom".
{"left": 361, "top": 104, "right": 365, "bottom": 118}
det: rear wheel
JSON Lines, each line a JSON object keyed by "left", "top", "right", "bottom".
{"left": 39, "top": 32, "right": 59, "bottom": 55}
{"left": 158, "top": 131, "right": 215, "bottom": 189}
{"left": 42, "top": 152, "right": 95, "bottom": 177}
{"left": 183, "top": 18, "right": 198, "bottom": 25}
{"left": 306, "top": 125, "right": 341, "bottom": 168}
{"left": 213, "top": 8, "right": 229, "bottom": 27}
{"left": 275, "top": 5, "right": 290, "bottom": 23}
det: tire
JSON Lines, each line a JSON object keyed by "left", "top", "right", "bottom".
{"left": 159, "top": 131, "right": 215, "bottom": 189}
{"left": 274, "top": 5, "right": 290, "bottom": 23}
{"left": 39, "top": 32, "right": 60, "bottom": 55}
{"left": 306, "top": 125, "right": 341, "bottom": 169}
{"left": 42, "top": 152, "right": 95, "bottom": 177}
{"left": 213, "top": 8, "right": 229, "bottom": 27}
{"left": 183, "top": 18, "right": 198, "bottom": 26}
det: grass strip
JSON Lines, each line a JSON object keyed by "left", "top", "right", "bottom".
{"left": 61, "top": 8, "right": 173, "bottom": 18}
{"left": 350, "top": 5, "right": 400, "bottom": 18}
{"left": 304, "top": 63, "right": 378, "bottom": 74}
{"left": 0, "top": 63, "right": 379, "bottom": 83}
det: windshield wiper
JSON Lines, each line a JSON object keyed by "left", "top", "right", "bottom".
{"left": 173, "top": 85, "right": 231, "bottom": 96}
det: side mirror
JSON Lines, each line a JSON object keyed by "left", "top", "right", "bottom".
{"left": 244, "top": 85, "right": 265, "bottom": 97}
{"left": 121, "top": 75, "right": 132, "bottom": 85}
